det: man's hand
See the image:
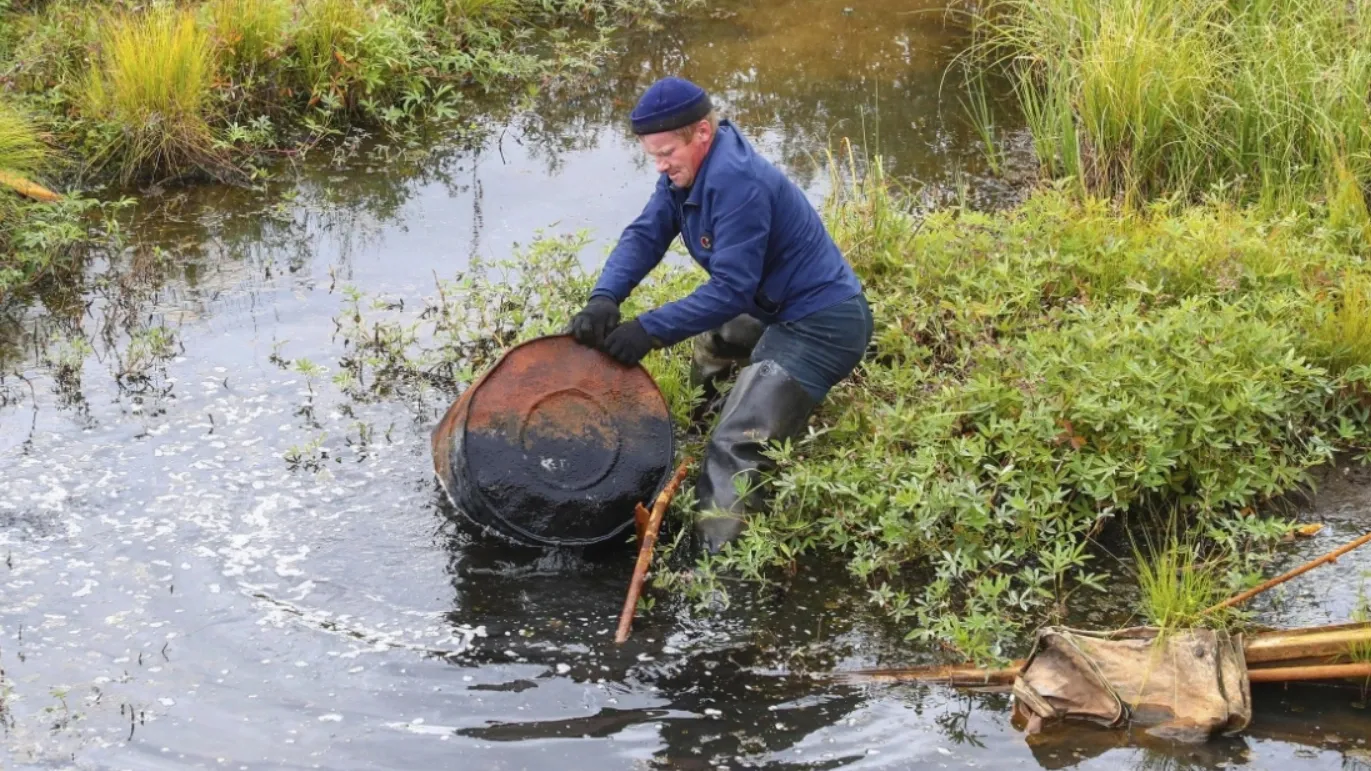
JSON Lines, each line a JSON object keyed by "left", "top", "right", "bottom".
{"left": 569, "top": 296, "right": 620, "bottom": 348}
{"left": 603, "top": 319, "right": 656, "bottom": 365}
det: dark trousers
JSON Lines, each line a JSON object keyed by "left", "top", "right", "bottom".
{"left": 690, "top": 292, "right": 873, "bottom": 551}
{"left": 691, "top": 292, "right": 873, "bottom": 403}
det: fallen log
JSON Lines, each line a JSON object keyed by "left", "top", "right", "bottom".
{"left": 0, "top": 170, "right": 61, "bottom": 203}
{"left": 832, "top": 622, "right": 1371, "bottom": 686}
{"left": 1242, "top": 621, "right": 1371, "bottom": 665}
{"left": 1247, "top": 662, "right": 1371, "bottom": 683}
{"left": 614, "top": 459, "right": 691, "bottom": 644}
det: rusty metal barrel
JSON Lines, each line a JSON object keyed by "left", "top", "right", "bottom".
{"left": 430, "top": 335, "right": 676, "bottom": 547}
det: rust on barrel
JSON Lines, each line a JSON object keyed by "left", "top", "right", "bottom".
{"left": 431, "top": 335, "right": 675, "bottom": 547}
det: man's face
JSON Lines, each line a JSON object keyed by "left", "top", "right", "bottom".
{"left": 640, "top": 121, "right": 712, "bottom": 188}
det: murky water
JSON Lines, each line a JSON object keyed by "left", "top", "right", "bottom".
{"left": 3, "top": 2, "right": 1370, "bottom": 769}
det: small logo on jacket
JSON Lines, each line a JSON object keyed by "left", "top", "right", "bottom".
{"left": 700, "top": 233, "right": 712, "bottom": 249}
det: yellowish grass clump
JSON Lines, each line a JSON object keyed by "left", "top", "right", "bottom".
{"left": 1310, "top": 275, "right": 1371, "bottom": 375}
{"left": 204, "top": 0, "right": 292, "bottom": 73}
{"left": 83, "top": 7, "right": 226, "bottom": 182}
{"left": 0, "top": 101, "right": 48, "bottom": 178}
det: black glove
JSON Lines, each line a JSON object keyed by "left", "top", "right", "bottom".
{"left": 603, "top": 319, "right": 656, "bottom": 365}
{"left": 569, "top": 296, "right": 620, "bottom": 348}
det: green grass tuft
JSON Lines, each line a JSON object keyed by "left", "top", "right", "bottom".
{"left": 400, "top": 0, "right": 521, "bottom": 26}
{"left": 1130, "top": 521, "right": 1234, "bottom": 632}
{"left": 1350, "top": 585, "right": 1371, "bottom": 662}
{"left": 295, "top": 0, "right": 372, "bottom": 98}
{"left": 1309, "top": 275, "right": 1371, "bottom": 375}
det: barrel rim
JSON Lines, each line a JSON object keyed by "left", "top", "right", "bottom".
{"left": 447, "top": 333, "right": 677, "bottom": 548}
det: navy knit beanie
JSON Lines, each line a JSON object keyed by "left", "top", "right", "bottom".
{"left": 630, "top": 77, "right": 712, "bottom": 135}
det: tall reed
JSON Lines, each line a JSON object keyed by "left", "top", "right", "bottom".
{"left": 973, "top": 0, "right": 1371, "bottom": 224}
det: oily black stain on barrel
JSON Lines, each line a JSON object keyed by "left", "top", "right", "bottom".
{"left": 431, "top": 335, "right": 675, "bottom": 547}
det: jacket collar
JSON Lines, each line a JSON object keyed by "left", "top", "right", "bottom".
{"left": 672, "top": 119, "right": 736, "bottom": 207}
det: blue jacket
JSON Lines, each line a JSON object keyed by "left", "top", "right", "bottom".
{"left": 590, "top": 120, "right": 863, "bottom": 346}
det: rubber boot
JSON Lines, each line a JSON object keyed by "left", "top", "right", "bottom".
{"left": 694, "top": 360, "right": 816, "bottom": 553}
{"left": 689, "top": 315, "right": 766, "bottom": 417}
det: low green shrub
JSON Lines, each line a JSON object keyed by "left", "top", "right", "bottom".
{"left": 319, "top": 174, "right": 1371, "bottom": 660}
{"left": 693, "top": 174, "right": 1371, "bottom": 660}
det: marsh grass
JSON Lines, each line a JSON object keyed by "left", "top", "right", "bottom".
{"left": 83, "top": 6, "right": 231, "bottom": 183}
{"left": 0, "top": 101, "right": 48, "bottom": 177}
{"left": 1129, "top": 519, "right": 1236, "bottom": 632}
{"left": 203, "top": 0, "right": 291, "bottom": 74}
{"left": 2, "top": 0, "right": 683, "bottom": 183}
{"left": 402, "top": 0, "right": 521, "bottom": 26}
{"left": 295, "top": 0, "right": 372, "bottom": 99}
{"left": 0, "top": 1, "right": 101, "bottom": 93}
{"left": 971, "top": 0, "right": 1371, "bottom": 221}
{"left": 1309, "top": 275, "right": 1371, "bottom": 375}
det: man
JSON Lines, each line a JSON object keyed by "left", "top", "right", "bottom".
{"left": 569, "top": 76, "right": 872, "bottom": 553}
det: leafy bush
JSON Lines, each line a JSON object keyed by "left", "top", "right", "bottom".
{"left": 687, "top": 172, "right": 1371, "bottom": 661}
